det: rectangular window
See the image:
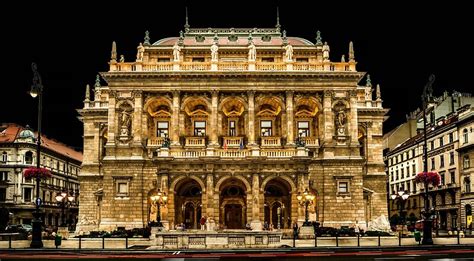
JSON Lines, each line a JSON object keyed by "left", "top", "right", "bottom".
{"left": 192, "top": 57, "right": 205, "bottom": 62}
{"left": 0, "top": 171, "right": 8, "bottom": 181}
{"left": 0, "top": 188, "right": 6, "bottom": 201}
{"left": 450, "top": 152, "right": 455, "bottom": 165}
{"left": 439, "top": 137, "right": 444, "bottom": 147}
{"left": 297, "top": 121, "right": 310, "bottom": 137}
{"left": 261, "top": 57, "right": 275, "bottom": 62}
{"left": 296, "top": 58, "right": 309, "bottom": 62}
{"left": 260, "top": 120, "right": 272, "bottom": 137}
{"left": 450, "top": 170, "right": 455, "bottom": 184}
{"left": 440, "top": 155, "right": 444, "bottom": 168}
{"left": 115, "top": 178, "right": 131, "bottom": 197}
{"left": 406, "top": 166, "right": 410, "bottom": 177}
{"left": 401, "top": 168, "right": 404, "bottom": 179}
{"left": 194, "top": 121, "right": 206, "bottom": 136}
{"left": 464, "top": 156, "right": 470, "bottom": 169}
{"left": 431, "top": 158, "right": 435, "bottom": 170}
{"left": 390, "top": 171, "right": 393, "bottom": 181}
{"left": 449, "top": 133, "right": 454, "bottom": 143}
{"left": 157, "top": 58, "right": 170, "bottom": 62}
{"left": 338, "top": 182, "right": 348, "bottom": 193}
{"left": 396, "top": 170, "right": 399, "bottom": 180}
{"left": 430, "top": 141, "right": 434, "bottom": 150}
{"left": 412, "top": 149, "right": 416, "bottom": 158}
{"left": 229, "top": 121, "right": 236, "bottom": 136}
{"left": 23, "top": 188, "right": 32, "bottom": 202}
{"left": 156, "top": 121, "right": 169, "bottom": 138}
{"left": 407, "top": 182, "right": 411, "bottom": 193}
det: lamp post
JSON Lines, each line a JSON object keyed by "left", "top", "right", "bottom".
{"left": 421, "top": 74, "right": 436, "bottom": 245}
{"left": 297, "top": 188, "right": 315, "bottom": 226}
{"left": 55, "top": 191, "right": 75, "bottom": 227}
{"left": 150, "top": 189, "right": 168, "bottom": 227}
{"left": 30, "top": 62, "right": 44, "bottom": 248}
{"left": 390, "top": 189, "right": 410, "bottom": 235}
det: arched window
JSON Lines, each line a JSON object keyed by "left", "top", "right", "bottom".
{"left": 463, "top": 129, "right": 469, "bottom": 144}
{"left": 1, "top": 151, "right": 7, "bottom": 163}
{"left": 25, "top": 151, "right": 33, "bottom": 164}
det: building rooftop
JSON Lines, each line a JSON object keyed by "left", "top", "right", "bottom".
{"left": 0, "top": 123, "right": 83, "bottom": 162}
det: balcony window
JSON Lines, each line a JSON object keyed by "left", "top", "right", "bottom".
{"left": 156, "top": 121, "right": 169, "bottom": 138}
{"left": 229, "top": 120, "right": 236, "bottom": 136}
{"left": 194, "top": 121, "right": 206, "bottom": 137}
{"left": 297, "top": 121, "right": 310, "bottom": 137}
{"left": 260, "top": 120, "right": 272, "bottom": 137}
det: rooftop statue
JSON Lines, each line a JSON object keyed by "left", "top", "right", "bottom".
{"left": 284, "top": 44, "right": 293, "bottom": 62}
{"left": 322, "top": 42, "right": 330, "bottom": 62}
{"left": 136, "top": 43, "right": 145, "bottom": 61}
{"left": 210, "top": 42, "right": 219, "bottom": 61}
{"left": 173, "top": 43, "right": 182, "bottom": 62}
{"left": 248, "top": 42, "right": 256, "bottom": 61}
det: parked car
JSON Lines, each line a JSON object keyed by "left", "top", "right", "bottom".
{"left": 4, "top": 224, "right": 31, "bottom": 239}
{"left": 315, "top": 227, "right": 338, "bottom": 237}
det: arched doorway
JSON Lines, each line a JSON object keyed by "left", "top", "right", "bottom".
{"left": 466, "top": 204, "right": 472, "bottom": 229}
{"left": 220, "top": 179, "right": 247, "bottom": 229}
{"left": 174, "top": 179, "right": 202, "bottom": 229}
{"left": 264, "top": 178, "right": 291, "bottom": 229}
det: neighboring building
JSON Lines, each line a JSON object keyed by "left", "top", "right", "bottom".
{"left": 77, "top": 24, "right": 388, "bottom": 233}
{"left": 385, "top": 92, "right": 473, "bottom": 232}
{"left": 0, "top": 123, "right": 82, "bottom": 229}
{"left": 458, "top": 107, "right": 474, "bottom": 229}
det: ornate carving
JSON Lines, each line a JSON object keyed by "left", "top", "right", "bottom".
{"left": 108, "top": 90, "right": 117, "bottom": 98}
{"left": 132, "top": 90, "right": 143, "bottom": 98}
{"left": 349, "top": 90, "right": 358, "bottom": 98}
{"left": 323, "top": 90, "right": 334, "bottom": 98}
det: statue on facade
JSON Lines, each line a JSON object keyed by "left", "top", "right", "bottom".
{"left": 149, "top": 200, "right": 158, "bottom": 222}
{"left": 120, "top": 110, "right": 132, "bottom": 137}
{"left": 284, "top": 44, "right": 293, "bottom": 62}
{"left": 248, "top": 42, "right": 256, "bottom": 61}
{"left": 173, "top": 43, "right": 182, "bottom": 62}
{"left": 119, "top": 55, "right": 125, "bottom": 63}
{"left": 365, "top": 86, "right": 373, "bottom": 101}
{"left": 336, "top": 110, "right": 346, "bottom": 135}
{"left": 136, "top": 42, "right": 145, "bottom": 61}
{"left": 322, "top": 42, "right": 330, "bottom": 62}
{"left": 210, "top": 42, "right": 219, "bottom": 61}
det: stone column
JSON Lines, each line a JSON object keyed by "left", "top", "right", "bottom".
{"left": 286, "top": 91, "right": 295, "bottom": 145}
{"left": 206, "top": 173, "right": 215, "bottom": 219}
{"left": 349, "top": 90, "right": 359, "bottom": 146}
{"left": 323, "top": 90, "right": 333, "bottom": 145}
{"left": 132, "top": 91, "right": 143, "bottom": 144}
{"left": 106, "top": 91, "right": 117, "bottom": 146}
{"left": 171, "top": 91, "right": 180, "bottom": 146}
{"left": 247, "top": 91, "right": 256, "bottom": 145}
{"left": 251, "top": 173, "right": 262, "bottom": 230}
{"left": 210, "top": 90, "right": 219, "bottom": 146}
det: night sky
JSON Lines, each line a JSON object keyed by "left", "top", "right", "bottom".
{"left": 1, "top": 1, "right": 472, "bottom": 151}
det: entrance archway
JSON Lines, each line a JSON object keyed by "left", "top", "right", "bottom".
{"left": 220, "top": 179, "right": 247, "bottom": 229}
{"left": 264, "top": 178, "right": 291, "bottom": 229}
{"left": 174, "top": 179, "right": 202, "bottom": 229}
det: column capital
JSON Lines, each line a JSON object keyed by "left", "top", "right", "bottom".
{"left": 211, "top": 89, "right": 219, "bottom": 97}
{"left": 247, "top": 90, "right": 256, "bottom": 97}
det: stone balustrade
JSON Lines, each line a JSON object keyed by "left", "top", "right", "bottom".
{"left": 301, "top": 137, "right": 320, "bottom": 147}
{"left": 261, "top": 137, "right": 281, "bottom": 147}
{"left": 147, "top": 137, "right": 165, "bottom": 147}
{"left": 109, "top": 61, "right": 355, "bottom": 72}
{"left": 223, "top": 136, "right": 244, "bottom": 148}
{"left": 185, "top": 137, "right": 206, "bottom": 147}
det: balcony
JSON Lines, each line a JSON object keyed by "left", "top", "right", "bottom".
{"left": 301, "top": 137, "right": 319, "bottom": 147}
{"left": 260, "top": 137, "right": 281, "bottom": 147}
{"left": 185, "top": 137, "right": 206, "bottom": 147}
{"left": 223, "top": 137, "right": 244, "bottom": 148}
{"left": 147, "top": 137, "right": 166, "bottom": 147}
{"left": 217, "top": 149, "right": 250, "bottom": 158}
{"left": 261, "top": 149, "right": 296, "bottom": 158}
{"left": 170, "top": 149, "right": 206, "bottom": 158}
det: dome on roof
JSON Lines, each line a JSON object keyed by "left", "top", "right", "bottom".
{"left": 18, "top": 128, "right": 35, "bottom": 139}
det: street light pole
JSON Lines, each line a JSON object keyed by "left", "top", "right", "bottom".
{"left": 30, "top": 62, "right": 43, "bottom": 248}
{"left": 391, "top": 189, "right": 410, "bottom": 235}
{"left": 421, "top": 74, "right": 436, "bottom": 245}
{"left": 297, "top": 188, "right": 315, "bottom": 226}
{"left": 151, "top": 189, "right": 168, "bottom": 227}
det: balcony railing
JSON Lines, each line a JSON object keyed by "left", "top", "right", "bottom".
{"left": 261, "top": 137, "right": 281, "bottom": 147}
{"left": 185, "top": 137, "right": 206, "bottom": 147}
{"left": 223, "top": 137, "right": 244, "bottom": 148}
{"left": 261, "top": 149, "right": 296, "bottom": 157}
{"left": 217, "top": 149, "right": 250, "bottom": 158}
{"left": 170, "top": 150, "right": 206, "bottom": 158}
{"left": 110, "top": 61, "right": 355, "bottom": 72}
{"left": 147, "top": 137, "right": 165, "bottom": 147}
{"left": 301, "top": 137, "right": 319, "bottom": 147}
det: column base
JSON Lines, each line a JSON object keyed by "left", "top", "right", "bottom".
{"left": 251, "top": 220, "right": 262, "bottom": 231}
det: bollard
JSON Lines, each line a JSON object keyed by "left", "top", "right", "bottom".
{"left": 8, "top": 235, "right": 12, "bottom": 249}
{"left": 314, "top": 235, "right": 317, "bottom": 247}
{"left": 79, "top": 235, "right": 82, "bottom": 250}
{"left": 126, "top": 236, "right": 129, "bottom": 249}
{"left": 357, "top": 233, "right": 360, "bottom": 247}
{"left": 102, "top": 237, "right": 105, "bottom": 249}
{"left": 457, "top": 230, "right": 460, "bottom": 245}
{"left": 293, "top": 233, "right": 296, "bottom": 248}
{"left": 378, "top": 234, "right": 381, "bottom": 246}
{"left": 399, "top": 232, "right": 401, "bottom": 246}
{"left": 336, "top": 234, "right": 339, "bottom": 247}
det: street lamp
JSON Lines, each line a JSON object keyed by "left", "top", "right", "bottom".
{"left": 150, "top": 189, "right": 168, "bottom": 227}
{"left": 55, "top": 191, "right": 75, "bottom": 227}
{"left": 30, "top": 62, "right": 44, "bottom": 248}
{"left": 421, "top": 74, "right": 436, "bottom": 245}
{"left": 390, "top": 189, "right": 410, "bottom": 234}
{"left": 277, "top": 204, "right": 285, "bottom": 229}
{"left": 297, "top": 188, "right": 315, "bottom": 226}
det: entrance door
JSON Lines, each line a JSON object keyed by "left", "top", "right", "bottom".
{"left": 225, "top": 204, "right": 243, "bottom": 229}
